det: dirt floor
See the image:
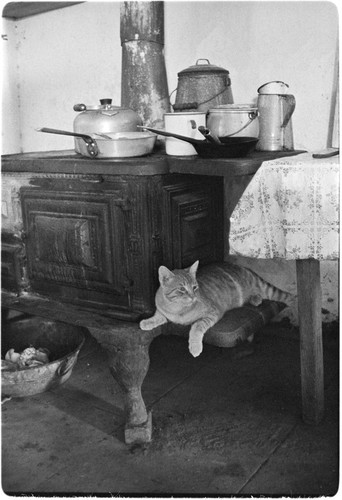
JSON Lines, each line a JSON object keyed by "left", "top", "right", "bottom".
{"left": 1, "top": 317, "right": 339, "bottom": 497}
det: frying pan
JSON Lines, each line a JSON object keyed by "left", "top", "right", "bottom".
{"left": 37, "top": 127, "right": 157, "bottom": 158}
{"left": 139, "top": 126, "right": 258, "bottom": 158}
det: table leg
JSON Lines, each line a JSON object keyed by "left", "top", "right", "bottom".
{"left": 296, "top": 258, "right": 324, "bottom": 424}
{"left": 88, "top": 323, "right": 162, "bottom": 444}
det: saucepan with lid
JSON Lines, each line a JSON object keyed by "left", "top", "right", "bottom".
{"left": 73, "top": 98, "right": 145, "bottom": 155}
{"left": 37, "top": 97, "right": 157, "bottom": 158}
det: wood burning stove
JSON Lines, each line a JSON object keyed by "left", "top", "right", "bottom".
{"left": 2, "top": 154, "right": 223, "bottom": 321}
{"left": 1, "top": 151, "right": 223, "bottom": 444}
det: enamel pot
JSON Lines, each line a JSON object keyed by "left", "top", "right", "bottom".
{"left": 173, "top": 59, "right": 234, "bottom": 113}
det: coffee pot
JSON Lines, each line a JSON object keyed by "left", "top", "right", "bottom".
{"left": 256, "top": 81, "right": 296, "bottom": 151}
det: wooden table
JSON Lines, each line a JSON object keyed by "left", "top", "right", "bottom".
{"left": 169, "top": 149, "right": 340, "bottom": 425}
{"left": 228, "top": 152, "right": 339, "bottom": 424}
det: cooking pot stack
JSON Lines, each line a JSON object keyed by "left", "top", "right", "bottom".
{"left": 164, "top": 59, "right": 259, "bottom": 156}
{"left": 164, "top": 59, "right": 295, "bottom": 156}
{"left": 37, "top": 60, "right": 295, "bottom": 158}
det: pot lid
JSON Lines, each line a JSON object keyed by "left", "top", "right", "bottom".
{"left": 257, "top": 81, "right": 289, "bottom": 94}
{"left": 178, "top": 59, "right": 229, "bottom": 76}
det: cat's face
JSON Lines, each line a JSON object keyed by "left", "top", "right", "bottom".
{"left": 158, "top": 261, "right": 199, "bottom": 305}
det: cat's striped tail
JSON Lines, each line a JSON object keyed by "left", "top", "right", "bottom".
{"left": 255, "top": 275, "right": 295, "bottom": 307}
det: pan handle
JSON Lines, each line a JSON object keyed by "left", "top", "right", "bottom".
{"left": 138, "top": 125, "right": 203, "bottom": 145}
{"left": 36, "top": 127, "right": 99, "bottom": 157}
{"left": 198, "top": 126, "right": 221, "bottom": 144}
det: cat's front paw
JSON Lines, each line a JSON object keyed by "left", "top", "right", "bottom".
{"left": 139, "top": 319, "right": 154, "bottom": 331}
{"left": 189, "top": 340, "right": 203, "bottom": 357}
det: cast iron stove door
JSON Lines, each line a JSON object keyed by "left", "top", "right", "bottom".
{"left": 20, "top": 183, "right": 135, "bottom": 318}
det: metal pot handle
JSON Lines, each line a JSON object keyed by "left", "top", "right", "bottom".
{"left": 173, "top": 102, "right": 199, "bottom": 111}
{"left": 173, "top": 84, "right": 231, "bottom": 111}
{"left": 36, "top": 127, "right": 99, "bottom": 157}
{"left": 225, "top": 111, "right": 259, "bottom": 138}
{"left": 168, "top": 88, "right": 198, "bottom": 111}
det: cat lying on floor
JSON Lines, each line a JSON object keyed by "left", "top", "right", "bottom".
{"left": 139, "top": 261, "right": 295, "bottom": 357}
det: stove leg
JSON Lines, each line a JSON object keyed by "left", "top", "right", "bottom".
{"left": 88, "top": 322, "right": 161, "bottom": 445}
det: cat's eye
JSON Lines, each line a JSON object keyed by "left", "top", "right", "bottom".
{"left": 193, "top": 284, "right": 198, "bottom": 291}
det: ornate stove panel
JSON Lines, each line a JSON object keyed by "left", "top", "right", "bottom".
{"left": 21, "top": 186, "right": 131, "bottom": 314}
{"left": 2, "top": 158, "right": 223, "bottom": 321}
{"left": 161, "top": 179, "right": 223, "bottom": 269}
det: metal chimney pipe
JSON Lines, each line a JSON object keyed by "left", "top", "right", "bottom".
{"left": 120, "top": 1, "right": 171, "bottom": 128}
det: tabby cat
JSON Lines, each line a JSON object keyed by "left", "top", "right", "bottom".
{"left": 139, "top": 261, "right": 295, "bottom": 357}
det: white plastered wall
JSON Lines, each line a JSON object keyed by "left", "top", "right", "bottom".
{"left": 2, "top": 2, "right": 122, "bottom": 153}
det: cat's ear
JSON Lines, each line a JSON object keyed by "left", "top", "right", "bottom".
{"left": 158, "top": 265, "right": 175, "bottom": 285}
{"left": 188, "top": 260, "right": 199, "bottom": 276}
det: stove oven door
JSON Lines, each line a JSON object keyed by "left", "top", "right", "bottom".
{"left": 20, "top": 178, "right": 138, "bottom": 320}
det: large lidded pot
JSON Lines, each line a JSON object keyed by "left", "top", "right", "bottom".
{"left": 173, "top": 59, "right": 234, "bottom": 113}
{"left": 73, "top": 98, "right": 142, "bottom": 154}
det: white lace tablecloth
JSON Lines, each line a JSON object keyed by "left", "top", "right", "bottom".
{"left": 229, "top": 152, "right": 339, "bottom": 260}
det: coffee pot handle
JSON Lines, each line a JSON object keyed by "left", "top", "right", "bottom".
{"left": 281, "top": 95, "right": 296, "bottom": 128}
